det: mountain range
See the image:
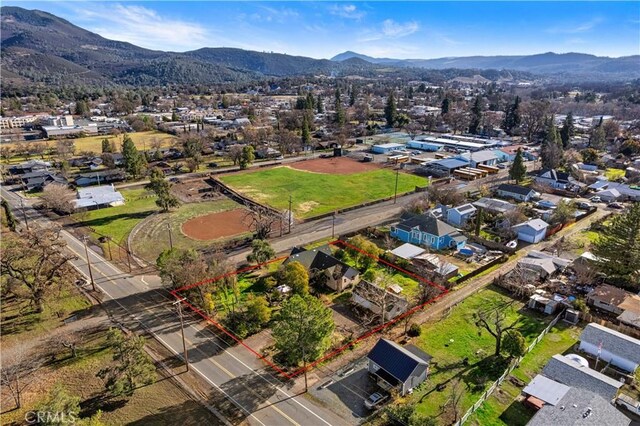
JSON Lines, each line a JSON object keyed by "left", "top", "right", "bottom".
{"left": 331, "top": 51, "right": 640, "bottom": 79}
{"left": 1, "top": 6, "right": 638, "bottom": 89}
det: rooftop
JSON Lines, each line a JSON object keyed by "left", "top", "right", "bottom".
{"left": 580, "top": 323, "right": 640, "bottom": 365}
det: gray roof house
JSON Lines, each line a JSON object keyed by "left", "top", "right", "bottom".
{"left": 579, "top": 323, "right": 640, "bottom": 373}
{"left": 73, "top": 185, "right": 125, "bottom": 210}
{"left": 541, "top": 354, "right": 623, "bottom": 401}
{"left": 472, "top": 197, "right": 517, "bottom": 214}
{"left": 512, "top": 219, "right": 550, "bottom": 244}
{"left": 367, "top": 339, "right": 432, "bottom": 396}
{"left": 496, "top": 184, "right": 538, "bottom": 202}
{"left": 527, "top": 387, "right": 630, "bottom": 426}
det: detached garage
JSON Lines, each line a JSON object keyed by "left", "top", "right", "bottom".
{"left": 579, "top": 323, "right": 640, "bottom": 373}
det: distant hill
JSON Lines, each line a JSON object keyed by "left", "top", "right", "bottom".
{"left": 331, "top": 51, "right": 640, "bottom": 80}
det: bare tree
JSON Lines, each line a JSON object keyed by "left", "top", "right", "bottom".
{"left": 228, "top": 145, "right": 243, "bottom": 166}
{"left": 444, "top": 378, "right": 464, "bottom": 423}
{"left": 520, "top": 100, "right": 550, "bottom": 143}
{"left": 572, "top": 262, "right": 598, "bottom": 285}
{"left": 243, "top": 207, "right": 280, "bottom": 239}
{"left": 0, "top": 343, "right": 43, "bottom": 409}
{"left": 40, "top": 183, "right": 76, "bottom": 214}
{"left": 473, "top": 301, "right": 519, "bottom": 356}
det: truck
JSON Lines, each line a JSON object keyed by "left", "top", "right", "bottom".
{"left": 615, "top": 393, "right": 640, "bottom": 414}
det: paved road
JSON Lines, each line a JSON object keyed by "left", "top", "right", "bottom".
{"left": 1, "top": 186, "right": 348, "bottom": 426}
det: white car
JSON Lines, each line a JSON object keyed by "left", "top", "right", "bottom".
{"left": 590, "top": 196, "right": 602, "bottom": 203}
{"left": 364, "top": 392, "right": 389, "bottom": 410}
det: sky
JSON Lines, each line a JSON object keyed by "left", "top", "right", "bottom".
{"left": 4, "top": 1, "right": 640, "bottom": 58}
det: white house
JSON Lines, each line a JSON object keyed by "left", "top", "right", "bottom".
{"left": 73, "top": 185, "right": 125, "bottom": 210}
{"left": 579, "top": 323, "right": 640, "bottom": 373}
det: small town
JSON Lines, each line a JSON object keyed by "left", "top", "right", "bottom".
{"left": 1, "top": 2, "right": 639, "bottom": 426}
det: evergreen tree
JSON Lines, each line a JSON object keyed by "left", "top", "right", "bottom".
{"left": 247, "top": 239, "right": 275, "bottom": 264}
{"left": 37, "top": 384, "right": 80, "bottom": 425}
{"left": 540, "top": 118, "right": 563, "bottom": 170}
{"left": 560, "top": 112, "right": 574, "bottom": 149}
{"left": 239, "top": 145, "right": 255, "bottom": 169}
{"left": 349, "top": 86, "right": 357, "bottom": 107}
{"left": 146, "top": 168, "right": 179, "bottom": 212}
{"left": 334, "top": 89, "right": 345, "bottom": 126}
{"left": 75, "top": 100, "right": 89, "bottom": 117}
{"left": 316, "top": 95, "right": 324, "bottom": 113}
{"left": 384, "top": 92, "right": 397, "bottom": 127}
{"left": 301, "top": 115, "right": 311, "bottom": 147}
{"left": 593, "top": 203, "right": 640, "bottom": 288}
{"left": 502, "top": 96, "right": 521, "bottom": 135}
{"left": 589, "top": 123, "right": 606, "bottom": 150}
{"left": 469, "top": 95, "right": 483, "bottom": 134}
{"left": 305, "top": 92, "right": 315, "bottom": 110}
{"left": 121, "top": 134, "right": 146, "bottom": 178}
{"left": 509, "top": 148, "right": 527, "bottom": 184}
{"left": 408, "top": 86, "right": 414, "bottom": 99}
{"left": 278, "top": 261, "right": 309, "bottom": 295}
{"left": 101, "top": 138, "right": 112, "bottom": 153}
{"left": 441, "top": 98, "right": 450, "bottom": 115}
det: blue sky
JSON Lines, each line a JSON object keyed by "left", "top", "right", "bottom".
{"left": 5, "top": 1, "right": 640, "bottom": 58}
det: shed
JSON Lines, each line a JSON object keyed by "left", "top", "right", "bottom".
{"left": 390, "top": 243, "right": 425, "bottom": 260}
{"left": 367, "top": 339, "right": 432, "bottom": 396}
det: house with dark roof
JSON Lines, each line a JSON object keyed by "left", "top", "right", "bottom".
{"left": 496, "top": 184, "right": 538, "bottom": 202}
{"left": 19, "top": 170, "right": 67, "bottom": 191}
{"left": 579, "top": 323, "right": 640, "bottom": 373}
{"left": 527, "top": 387, "right": 630, "bottom": 426}
{"left": 535, "top": 169, "right": 580, "bottom": 192}
{"left": 367, "top": 339, "right": 432, "bottom": 396}
{"left": 283, "top": 246, "right": 359, "bottom": 292}
{"left": 541, "top": 354, "right": 623, "bottom": 401}
{"left": 390, "top": 214, "right": 467, "bottom": 250}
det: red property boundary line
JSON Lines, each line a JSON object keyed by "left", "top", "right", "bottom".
{"left": 170, "top": 240, "right": 449, "bottom": 380}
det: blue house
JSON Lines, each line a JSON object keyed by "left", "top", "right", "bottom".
{"left": 512, "top": 218, "right": 549, "bottom": 243}
{"left": 446, "top": 203, "right": 477, "bottom": 227}
{"left": 391, "top": 214, "right": 467, "bottom": 250}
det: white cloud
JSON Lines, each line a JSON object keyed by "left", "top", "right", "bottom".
{"left": 547, "top": 18, "right": 603, "bottom": 34}
{"left": 70, "top": 4, "right": 215, "bottom": 51}
{"left": 329, "top": 4, "right": 365, "bottom": 20}
{"left": 358, "top": 19, "right": 419, "bottom": 42}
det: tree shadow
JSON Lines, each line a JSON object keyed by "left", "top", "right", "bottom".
{"left": 218, "top": 370, "right": 279, "bottom": 414}
{"left": 499, "top": 399, "right": 536, "bottom": 426}
{"left": 128, "top": 399, "right": 223, "bottom": 425}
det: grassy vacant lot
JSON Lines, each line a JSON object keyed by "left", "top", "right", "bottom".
{"left": 130, "top": 198, "right": 243, "bottom": 263}
{"left": 468, "top": 322, "right": 582, "bottom": 426}
{"left": 219, "top": 166, "right": 428, "bottom": 218}
{"left": 73, "top": 188, "right": 158, "bottom": 247}
{"left": 408, "top": 287, "right": 550, "bottom": 423}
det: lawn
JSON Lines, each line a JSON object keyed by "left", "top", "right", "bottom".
{"left": 3, "top": 131, "right": 176, "bottom": 155}
{"left": 219, "top": 166, "right": 428, "bottom": 218}
{"left": 130, "top": 198, "right": 243, "bottom": 263}
{"left": 72, "top": 188, "right": 158, "bottom": 257}
{"left": 408, "top": 286, "right": 550, "bottom": 423}
{"left": 467, "top": 322, "right": 582, "bottom": 426}
{"left": 605, "top": 168, "right": 626, "bottom": 181}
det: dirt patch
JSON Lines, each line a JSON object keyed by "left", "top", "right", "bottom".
{"left": 181, "top": 208, "right": 251, "bottom": 241}
{"left": 171, "top": 179, "right": 221, "bottom": 203}
{"left": 298, "top": 201, "right": 319, "bottom": 213}
{"left": 289, "top": 157, "right": 381, "bottom": 175}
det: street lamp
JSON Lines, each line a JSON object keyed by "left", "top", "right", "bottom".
{"left": 172, "top": 298, "right": 189, "bottom": 372}
{"left": 82, "top": 236, "right": 96, "bottom": 292}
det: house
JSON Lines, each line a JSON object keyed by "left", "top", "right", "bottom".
{"left": 586, "top": 284, "right": 632, "bottom": 315}
{"left": 406, "top": 140, "right": 443, "bottom": 152}
{"left": 367, "top": 339, "right": 432, "bottom": 396}
{"left": 472, "top": 197, "right": 517, "bottom": 215}
{"left": 496, "top": 184, "right": 537, "bottom": 202}
{"left": 412, "top": 253, "right": 459, "bottom": 279}
{"left": 528, "top": 291, "right": 561, "bottom": 315}
{"left": 527, "top": 387, "right": 630, "bottom": 426}
{"left": 74, "top": 170, "right": 125, "bottom": 187}
{"left": 389, "top": 243, "right": 425, "bottom": 260}
{"left": 73, "top": 185, "right": 125, "bottom": 210}
{"left": 535, "top": 169, "right": 580, "bottom": 192}
{"left": 8, "top": 160, "right": 51, "bottom": 175}
{"left": 455, "top": 149, "right": 498, "bottom": 167}
{"left": 420, "top": 158, "right": 470, "bottom": 177}
{"left": 446, "top": 203, "right": 477, "bottom": 227}
{"left": 512, "top": 219, "right": 549, "bottom": 243}
{"left": 598, "top": 188, "right": 622, "bottom": 203}
{"left": 541, "top": 354, "right": 624, "bottom": 401}
{"left": 18, "top": 170, "right": 67, "bottom": 191}
{"left": 352, "top": 281, "right": 409, "bottom": 321}
{"left": 588, "top": 180, "right": 640, "bottom": 202}
{"left": 579, "top": 323, "right": 640, "bottom": 373}
{"left": 390, "top": 214, "right": 467, "bottom": 250}
{"left": 283, "top": 246, "right": 359, "bottom": 292}
{"left": 518, "top": 251, "right": 571, "bottom": 280}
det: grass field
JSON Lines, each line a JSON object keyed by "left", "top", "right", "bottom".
{"left": 3, "top": 131, "right": 176, "bottom": 156}
{"left": 130, "top": 198, "right": 243, "bottom": 263}
{"left": 468, "top": 322, "right": 581, "bottom": 426}
{"left": 219, "top": 166, "right": 428, "bottom": 218}
{"left": 408, "top": 287, "right": 550, "bottom": 423}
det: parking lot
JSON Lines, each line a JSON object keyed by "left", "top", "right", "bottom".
{"left": 308, "top": 357, "right": 384, "bottom": 423}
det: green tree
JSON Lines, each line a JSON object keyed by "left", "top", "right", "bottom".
{"left": 473, "top": 303, "right": 519, "bottom": 356}
{"left": 301, "top": 115, "right": 311, "bottom": 147}
{"left": 502, "top": 96, "right": 521, "bottom": 136}
{"left": 279, "top": 261, "right": 310, "bottom": 295}
{"left": 593, "top": 203, "right": 640, "bottom": 288}
{"left": 182, "top": 136, "right": 203, "bottom": 169}
{"left": 384, "top": 92, "right": 397, "bottom": 127}
{"left": 560, "top": 112, "right": 575, "bottom": 149}
{"left": 239, "top": 145, "right": 255, "bottom": 170}
{"left": 316, "top": 95, "right": 324, "bottom": 113}
{"left": 441, "top": 98, "right": 450, "bottom": 115}
{"left": 349, "top": 86, "right": 357, "bottom": 107}
{"left": 395, "top": 113, "right": 410, "bottom": 129}
{"left": 346, "top": 235, "right": 382, "bottom": 270}
{"left": 334, "top": 89, "right": 345, "bottom": 126}
{"left": 1, "top": 199, "right": 17, "bottom": 231}
{"left": 550, "top": 200, "right": 576, "bottom": 225}
{"left": 509, "top": 148, "right": 527, "bottom": 184}
{"left": 101, "top": 138, "right": 113, "bottom": 153}
{"left": 540, "top": 118, "right": 563, "bottom": 170}
{"left": 37, "top": 384, "right": 80, "bottom": 425}
{"left": 589, "top": 123, "right": 606, "bottom": 150}
{"left": 97, "top": 328, "right": 156, "bottom": 398}
{"left": 121, "top": 134, "right": 146, "bottom": 178}
{"left": 272, "top": 295, "right": 335, "bottom": 390}
{"left": 146, "top": 168, "right": 179, "bottom": 212}
{"left": 469, "top": 95, "right": 483, "bottom": 134}
{"left": 75, "top": 100, "right": 90, "bottom": 117}
{"left": 581, "top": 148, "right": 599, "bottom": 164}
{"left": 247, "top": 239, "right": 275, "bottom": 265}
{"left": 245, "top": 295, "right": 271, "bottom": 327}
{"left": 501, "top": 330, "right": 526, "bottom": 358}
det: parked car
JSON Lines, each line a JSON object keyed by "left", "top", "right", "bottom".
{"left": 364, "top": 392, "right": 389, "bottom": 410}
{"left": 208, "top": 162, "right": 218, "bottom": 168}
{"left": 576, "top": 202, "right": 592, "bottom": 210}
{"left": 505, "top": 240, "right": 518, "bottom": 249}
{"left": 615, "top": 394, "right": 640, "bottom": 414}
{"left": 590, "top": 196, "right": 602, "bottom": 203}
{"left": 536, "top": 200, "right": 556, "bottom": 209}
{"left": 608, "top": 202, "right": 624, "bottom": 209}
{"left": 496, "top": 163, "right": 507, "bottom": 169}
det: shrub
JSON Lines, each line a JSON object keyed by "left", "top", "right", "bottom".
{"left": 408, "top": 323, "right": 422, "bottom": 337}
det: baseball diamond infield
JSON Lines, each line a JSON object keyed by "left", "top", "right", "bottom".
{"left": 181, "top": 208, "right": 252, "bottom": 241}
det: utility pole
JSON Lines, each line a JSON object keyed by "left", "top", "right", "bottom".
{"left": 107, "top": 237, "right": 113, "bottom": 260}
{"left": 20, "top": 198, "right": 29, "bottom": 230}
{"left": 393, "top": 168, "right": 399, "bottom": 204}
{"left": 82, "top": 236, "right": 96, "bottom": 292}
{"left": 167, "top": 222, "right": 174, "bottom": 250}
{"left": 288, "top": 195, "right": 292, "bottom": 234}
{"left": 332, "top": 212, "right": 336, "bottom": 238}
{"left": 173, "top": 298, "right": 189, "bottom": 372}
